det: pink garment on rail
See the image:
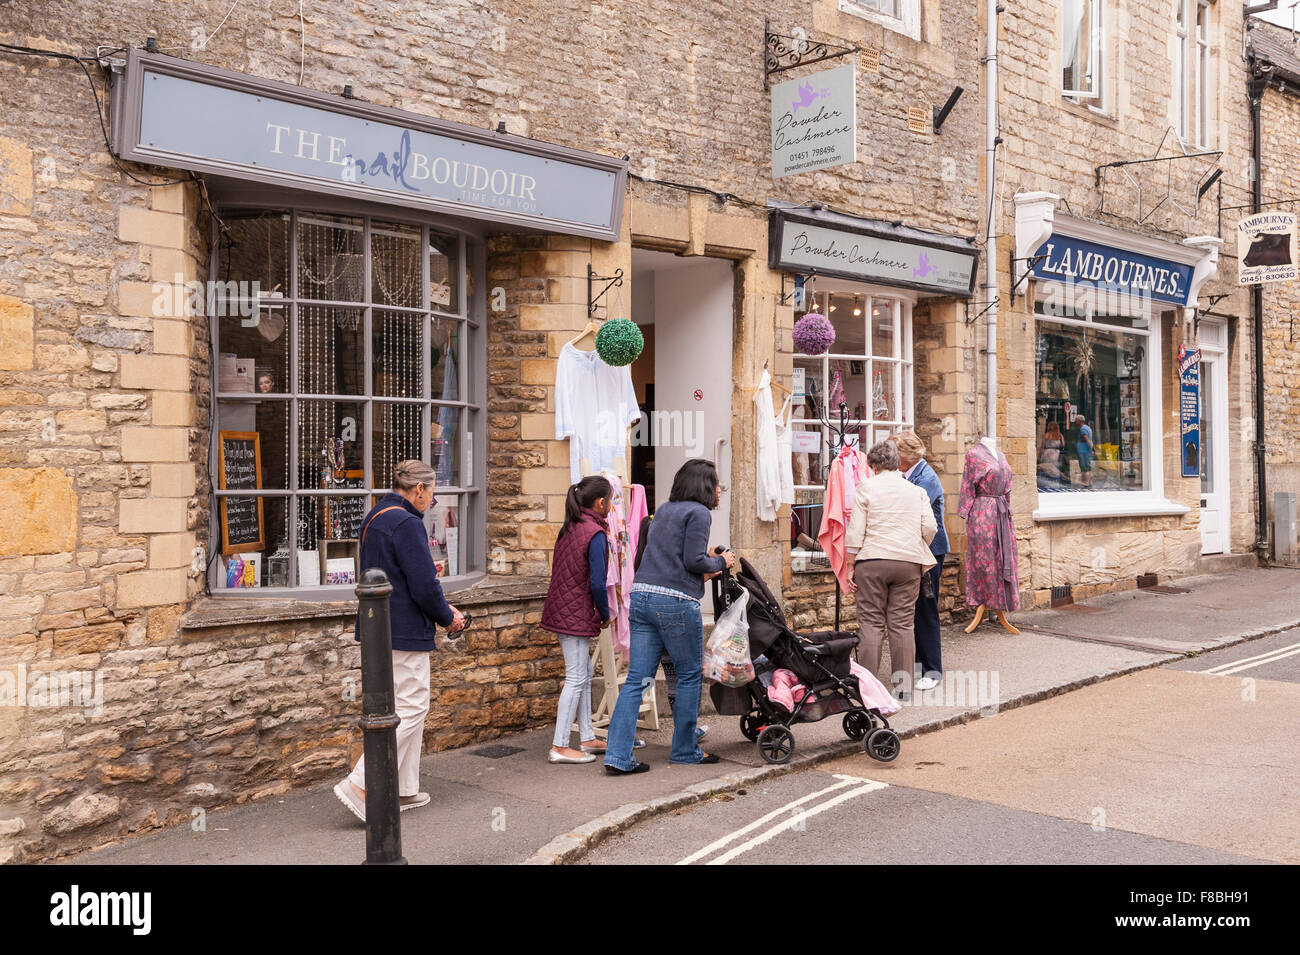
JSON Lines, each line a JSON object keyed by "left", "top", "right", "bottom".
{"left": 817, "top": 447, "right": 872, "bottom": 591}
{"left": 602, "top": 473, "right": 635, "bottom": 658}
{"left": 767, "top": 668, "right": 813, "bottom": 713}
{"left": 850, "top": 661, "right": 901, "bottom": 716}
{"left": 613, "top": 482, "right": 648, "bottom": 658}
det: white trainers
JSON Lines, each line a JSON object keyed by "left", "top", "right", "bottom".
{"left": 333, "top": 781, "right": 365, "bottom": 823}
{"left": 914, "top": 676, "right": 940, "bottom": 691}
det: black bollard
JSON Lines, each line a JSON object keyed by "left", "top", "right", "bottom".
{"left": 355, "top": 568, "right": 406, "bottom": 865}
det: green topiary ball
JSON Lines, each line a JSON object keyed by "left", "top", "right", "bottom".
{"left": 595, "top": 317, "right": 644, "bottom": 366}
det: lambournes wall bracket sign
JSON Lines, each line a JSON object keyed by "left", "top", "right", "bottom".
{"left": 769, "top": 208, "right": 979, "bottom": 297}
{"left": 109, "top": 50, "right": 627, "bottom": 241}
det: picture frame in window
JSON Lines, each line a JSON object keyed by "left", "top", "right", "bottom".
{"left": 849, "top": 360, "right": 865, "bottom": 376}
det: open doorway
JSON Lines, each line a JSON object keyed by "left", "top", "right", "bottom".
{"left": 629, "top": 249, "right": 734, "bottom": 554}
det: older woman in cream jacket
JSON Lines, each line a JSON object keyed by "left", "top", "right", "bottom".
{"left": 844, "top": 439, "right": 937, "bottom": 697}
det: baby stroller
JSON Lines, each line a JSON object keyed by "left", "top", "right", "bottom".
{"left": 708, "top": 556, "right": 901, "bottom": 764}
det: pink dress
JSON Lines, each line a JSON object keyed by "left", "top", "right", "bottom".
{"left": 956, "top": 442, "right": 1020, "bottom": 610}
{"left": 817, "top": 447, "right": 872, "bottom": 591}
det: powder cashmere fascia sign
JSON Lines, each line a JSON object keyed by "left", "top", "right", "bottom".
{"left": 109, "top": 50, "right": 626, "bottom": 241}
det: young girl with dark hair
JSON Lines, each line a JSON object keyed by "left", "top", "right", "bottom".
{"left": 541, "top": 475, "right": 614, "bottom": 764}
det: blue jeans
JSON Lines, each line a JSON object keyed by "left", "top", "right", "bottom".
{"left": 604, "top": 591, "right": 705, "bottom": 769}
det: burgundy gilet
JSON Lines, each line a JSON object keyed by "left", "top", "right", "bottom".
{"left": 540, "top": 508, "right": 608, "bottom": 638}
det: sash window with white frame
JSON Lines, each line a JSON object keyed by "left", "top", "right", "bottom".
{"left": 208, "top": 209, "right": 483, "bottom": 594}
{"left": 1063, "top": 0, "right": 1103, "bottom": 103}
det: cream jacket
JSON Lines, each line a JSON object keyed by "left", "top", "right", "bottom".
{"left": 844, "top": 469, "right": 938, "bottom": 568}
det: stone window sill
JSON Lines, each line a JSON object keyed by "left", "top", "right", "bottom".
{"left": 182, "top": 574, "right": 549, "bottom": 630}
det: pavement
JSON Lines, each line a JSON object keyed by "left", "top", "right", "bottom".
{"left": 70, "top": 565, "right": 1300, "bottom": 866}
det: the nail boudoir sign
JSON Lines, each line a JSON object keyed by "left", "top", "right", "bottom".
{"left": 769, "top": 208, "right": 979, "bottom": 297}
{"left": 109, "top": 50, "right": 626, "bottom": 240}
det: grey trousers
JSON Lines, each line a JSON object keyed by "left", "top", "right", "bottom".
{"left": 852, "top": 558, "right": 923, "bottom": 685}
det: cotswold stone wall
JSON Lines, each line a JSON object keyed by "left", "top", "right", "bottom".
{"left": 1259, "top": 78, "right": 1300, "bottom": 557}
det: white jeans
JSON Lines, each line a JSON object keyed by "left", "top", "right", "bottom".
{"left": 552, "top": 635, "right": 596, "bottom": 748}
{"left": 347, "top": 648, "right": 430, "bottom": 797}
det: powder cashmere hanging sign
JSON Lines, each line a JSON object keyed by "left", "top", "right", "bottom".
{"left": 770, "top": 64, "right": 857, "bottom": 178}
{"left": 110, "top": 50, "right": 626, "bottom": 241}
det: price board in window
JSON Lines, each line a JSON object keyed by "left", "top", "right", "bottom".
{"left": 217, "top": 430, "right": 265, "bottom": 554}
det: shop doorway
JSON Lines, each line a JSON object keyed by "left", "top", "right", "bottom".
{"left": 630, "top": 248, "right": 734, "bottom": 559}
{"left": 1198, "top": 319, "right": 1230, "bottom": 555}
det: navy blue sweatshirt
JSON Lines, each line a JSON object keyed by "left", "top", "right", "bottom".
{"left": 354, "top": 493, "right": 455, "bottom": 651}
{"left": 632, "top": 500, "right": 725, "bottom": 599}
{"left": 588, "top": 533, "right": 611, "bottom": 621}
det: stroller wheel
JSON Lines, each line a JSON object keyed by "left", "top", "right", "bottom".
{"left": 757, "top": 724, "right": 795, "bottom": 765}
{"left": 842, "top": 710, "right": 875, "bottom": 741}
{"left": 866, "top": 727, "right": 900, "bottom": 763}
{"left": 740, "top": 713, "right": 763, "bottom": 742}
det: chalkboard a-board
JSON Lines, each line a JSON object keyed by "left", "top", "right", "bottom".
{"left": 218, "top": 430, "right": 265, "bottom": 555}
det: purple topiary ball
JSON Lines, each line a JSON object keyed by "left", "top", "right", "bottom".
{"left": 793, "top": 312, "right": 836, "bottom": 355}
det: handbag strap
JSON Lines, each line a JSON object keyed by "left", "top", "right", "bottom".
{"left": 360, "top": 506, "right": 406, "bottom": 551}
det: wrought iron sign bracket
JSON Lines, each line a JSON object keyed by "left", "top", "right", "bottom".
{"left": 765, "top": 18, "right": 859, "bottom": 89}
{"left": 588, "top": 265, "right": 624, "bottom": 318}
{"left": 1008, "top": 250, "right": 1049, "bottom": 307}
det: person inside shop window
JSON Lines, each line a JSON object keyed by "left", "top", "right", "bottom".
{"left": 1074, "top": 414, "right": 1095, "bottom": 487}
{"left": 1037, "top": 419, "right": 1069, "bottom": 488}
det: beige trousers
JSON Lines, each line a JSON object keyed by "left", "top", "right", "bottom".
{"left": 347, "top": 648, "right": 431, "bottom": 797}
{"left": 852, "top": 559, "right": 923, "bottom": 685}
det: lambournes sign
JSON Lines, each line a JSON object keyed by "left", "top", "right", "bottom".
{"left": 1030, "top": 233, "right": 1195, "bottom": 306}
{"left": 109, "top": 50, "right": 626, "bottom": 240}
{"left": 1237, "top": 211, "right": 1298, "bottom": 285}
{"left": 769, "top": 211, "right": 979, "bottom": 297}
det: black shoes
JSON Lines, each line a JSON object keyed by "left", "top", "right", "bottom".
{"left": 605, "top": 761, "right": 651, "bottom": 776}
{"left": 698, "top": 754, "right": 721, "bottom": 765}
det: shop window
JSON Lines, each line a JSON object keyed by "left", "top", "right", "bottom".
{"left": 1062, "top": 0, "right": 1103, "bottom": 104}
{"left": 1030, "top": 287, "right": 1193, "bottom": 524}
{"left": 790, "top": 285, "right": 913, "bottom": 570}
{"left": 837, "top": 0, "right": 921, "bottom": 42}
{"left": 209, "top": 210, "right": 482, "bottom": 595}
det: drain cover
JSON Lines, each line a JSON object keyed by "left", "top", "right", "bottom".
{"left": 471, "top": 744, "right": 526, "bottom": 759}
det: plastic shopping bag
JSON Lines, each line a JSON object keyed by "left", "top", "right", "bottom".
{"left": 703, "top": 589, "right": 755, "bottom": 687}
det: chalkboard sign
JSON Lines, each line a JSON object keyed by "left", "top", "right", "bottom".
{"left": 323, "top": 470, "right": 367, "bottom": 540}
{"left": 218, "top": 430, "right": 265, "bottom": 554}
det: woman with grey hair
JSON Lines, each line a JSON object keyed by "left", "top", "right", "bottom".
{"left": 891, "top": 430, "right": 949, "bottom": 692}
{"left": 844, "top": 439, "right": 938, "bottom": 699}
{"left": 334, "top": 459, "right": 466, "bottom": 823}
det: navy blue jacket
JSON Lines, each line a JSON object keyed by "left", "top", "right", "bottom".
{"left": 633, "top": 500, "right": 726, "bottom": 599}
{"left": 906, "top": 459, "right": 949, "bottom": 558}
{"left": 355, "top": 493, "right": 455, "bottom": 652}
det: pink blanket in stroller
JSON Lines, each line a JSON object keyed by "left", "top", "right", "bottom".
{"left": 850, "top": 662, "right": 901, "bottom": 716}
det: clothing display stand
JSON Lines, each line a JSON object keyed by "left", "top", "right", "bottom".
{"left": 824, "top": 401, "right": 853, "bottom": 631}
{"left": 586, "top": 628, "right": 660, "bottom": 738}
{"left": 580, "top": 456, "right": 660, "bottom": 737}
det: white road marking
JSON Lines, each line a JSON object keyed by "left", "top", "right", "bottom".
{"left": 675, "top": 773, "right": 885, "bottom": 866}
{"left": 706, "top": 780, "right": 888, "bottom": 865}
{"left": 1201, "top": 641, "right": 1300, "bottom": 676}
